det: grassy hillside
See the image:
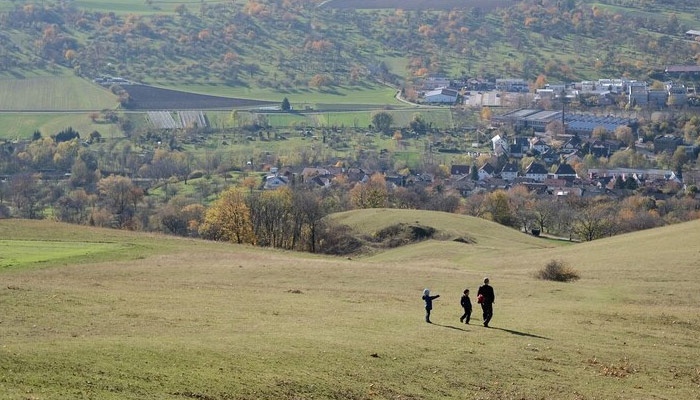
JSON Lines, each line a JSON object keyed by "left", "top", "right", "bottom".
{"left": 1, "top": 0, "right": 698, "bottom": 112}
{"left": 1, "top": 216, "right": 699, "bottom": 399}
{"left": 0, "top": 76, "right": 116, "bottom": 111}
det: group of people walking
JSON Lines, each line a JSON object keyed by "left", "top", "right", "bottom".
{"left": 422, "top": 278, "right": 495, "bottom": 327}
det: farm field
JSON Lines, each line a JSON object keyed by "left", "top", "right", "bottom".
{"left": 153, "top": 82, "right": 403, "bottom": 107}
{"left": 0, "top": 76, "right": 116, "bottom": 111}
{"left": 0, "top": 112, "right": 124, "bottom": 140}
{"left": 1, "top": 213, "right": 700, "bottom": 398}
{"left": 124, "top": 85, "right": 274, "bottom": 110}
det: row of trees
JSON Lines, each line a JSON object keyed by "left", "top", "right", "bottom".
{"left": 463, "top": 187, "right": 700, "bottom": 241}
{"left": 199, "top": 187, "right": 328, "bottom": 252}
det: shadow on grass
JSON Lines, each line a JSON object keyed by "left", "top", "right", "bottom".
{"left": 431, "top": 323, "right": 470, "bottom": 332}
{"left": 491, "top": 327, "right": 551, "bottom": 340}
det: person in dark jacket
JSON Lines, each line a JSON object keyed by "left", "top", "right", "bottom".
{"left": 422, "top": 288, "right": 440, "bottom": 323}
{"left": 477, "top": 278, "right": 495, "bottom": 327}
{"left": 459, "top": 289, "right": 472, "bottom": 324}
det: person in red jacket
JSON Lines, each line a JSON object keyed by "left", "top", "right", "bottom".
{"left": 477, "top": 278, "right": 495, "bottom": 327}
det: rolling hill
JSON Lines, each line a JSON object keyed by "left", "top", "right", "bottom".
{"left": 1, "top": 214, "right": 699, "bottom": 399}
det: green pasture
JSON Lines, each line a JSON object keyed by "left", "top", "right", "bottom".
{"left": 1, "top": 213, "right": 700, "bottom": 398}
{"left": 150, "top": 81, "right": 402, "bottom": 106}
{"left": 0, "top": 113, "right": 124, "bottom": 140}
{"left": 0, "top": 76, "right": 116, "bottom": 111}
{"left": 0, "top": 239, "right": 126, "bottom": 271}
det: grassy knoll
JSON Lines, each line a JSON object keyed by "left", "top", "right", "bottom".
{"left": 0, "top": 113, "right": 124, "bottom": 140}
{"left": 0, "top": 76, "right": 116, "bottom": 111}
{"left": 1, "top": 215, "right": 699, "bottom": 399}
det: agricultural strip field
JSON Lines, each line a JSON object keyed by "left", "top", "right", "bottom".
{"left": 124, "top": 85, "right": 274, "bottom": 110}
{"left": 152, "top": 82, "right": 403, "bottom": 106}
{"left": 147, "top": 111, "right": 208, "bottom": 130}
{"left": 320, "top": 0, "right": 514, "bottom": 9}
{"left": 0, "top": 76, "right": 116, "bottom": 111}
{"left": 0, "top": 113, "right": 124, "bottom": 140}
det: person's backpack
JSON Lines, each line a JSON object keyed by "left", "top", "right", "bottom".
{"left": 477, "top": 294, "right": 485, "bottom": 304}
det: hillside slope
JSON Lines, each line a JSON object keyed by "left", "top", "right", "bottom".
{"left": 1, "top": 0, "right": 698, "bottom": 106}
{"left": 1, "top": 218, "right": 699, "bottom": 399}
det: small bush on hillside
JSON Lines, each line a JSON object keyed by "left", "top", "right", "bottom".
{"left": 370, "top": 223, "right": 436, "bottom": 248}
{"left": 318, "top": 223, "right": 364, "bottom": 255}
{"left": 536, "top": 260, "right": 580, "bottom": 282}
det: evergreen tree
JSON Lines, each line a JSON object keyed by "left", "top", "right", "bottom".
{"left": 281, "top": 97, "right": 291, "bottom": 111}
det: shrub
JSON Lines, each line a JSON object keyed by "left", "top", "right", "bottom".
{"left": 536, "top": 260, "right": 580, "bottom": 282}
{"left": 318, "top": 223, "right": 364, "bottom": 255}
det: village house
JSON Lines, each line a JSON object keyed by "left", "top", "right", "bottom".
{"left": 421, "top": 76, "right": 451, "bottom": 91}
{"left": 561, "top": 136, "right": 582, "bottom": 150}
{"left": 500, "top": 163, "right": 519, "bottom": 181}
{"left": 496, "top": 78, "right": 529, "bottom": 92}
{"left": 263, "top": 175, "right": 289, "bottom": 190}
{"left": 553, "top": 163, "right": 578, "bottom": 180}
{"left": 450, "top": 164, "right": 471, "bottom": 176}
{"left": 478, "top": 163, "right": 495, "bottom": 181}
{"left": 588, "top": 168, "right": 679, "bottom": 183}
{"left": 653, "top": 135, "right": 683, "bottom": 154}
{"left": 525, "top": 162, "right": 549, "bottom": 182}
{"left": 529, "top": 137, "right": 550, "bottom": 154}
{"left": 685, "top": 30, "right": 700, "bottom": 40}
{"left": 509, "top": 137, "right": 530, "bottom": 158}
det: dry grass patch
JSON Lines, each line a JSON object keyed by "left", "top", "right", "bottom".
{"left": 536, "top": 259, "right": 580, "bottom": 282}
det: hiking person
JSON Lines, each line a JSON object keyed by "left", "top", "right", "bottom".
{"left": 459, "top": 289, "right": 472, "bottom": 324}
{"left": 422, "top": 288, "right": 440, "bottom": 324}
{"left": 477, "top": 278, "right": 495, "bottom": 327}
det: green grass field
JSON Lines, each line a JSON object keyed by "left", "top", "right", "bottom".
{"left": 0, "top": 240, "right": 126, "bottom": 270}
{"left": 0, "top": 76, "right": 116, "bottom": 111}
{"left": 1, "top": 212, "right": 699, "bottom": 398}
{"left": 0, "top": 113, "right": 124, "bottom": 139}
{"left": 152, "top": 81, "right": 402, "bottom": 106}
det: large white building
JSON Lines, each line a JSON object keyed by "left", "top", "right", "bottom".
{"left": 424, "top": 88, "right": 458, "bottom": 104}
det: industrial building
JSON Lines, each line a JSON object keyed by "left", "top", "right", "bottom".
{"left": 494, "top": 109, "right": 636, "bottom": 136}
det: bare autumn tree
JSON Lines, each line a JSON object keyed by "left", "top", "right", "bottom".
{"left": 292, "top": 189, "right": 326, "bottom": 253}
{"left": 572, "top": 200, "right": 616, "bottom": 241}
{"left": 9, "top": 173, "right": 42, "bottom": 219}
{"left": 97, "top": 175, "right": 144, "bottom": 229}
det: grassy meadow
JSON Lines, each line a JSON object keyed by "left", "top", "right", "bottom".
{"left": 152, "top": 82, "right": 403, "bottom": 107}
{"left": 0, "top": 76, "right": 116, "bottom": 111}
{"left": 1, "top": 211, "right": 699, "bottom": 399}
{"left": 0, "top": 113, "right": 125, "bottom": 140}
